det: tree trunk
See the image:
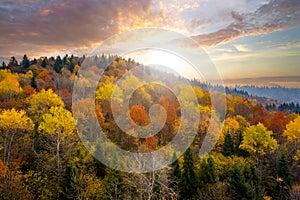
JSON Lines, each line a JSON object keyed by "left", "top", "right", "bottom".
{"left": 57, "top": 135, "right": 61, "bottom": 176}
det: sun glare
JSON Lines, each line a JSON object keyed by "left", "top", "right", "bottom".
{"left": 123, "top": 49, "right": 201, "bottom": 80}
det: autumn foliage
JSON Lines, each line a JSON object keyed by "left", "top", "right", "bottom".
{"left": 0, "top": 54, "right": 299, "bottom": 199}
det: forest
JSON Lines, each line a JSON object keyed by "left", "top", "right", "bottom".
{"left": 236, "top": 86, "right": 300, "bottom": 104}
{"left": 0, "top": 54, "right": 299, "bottom": 200}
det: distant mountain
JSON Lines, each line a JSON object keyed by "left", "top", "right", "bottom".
{"left": 236, "top": 85, "right": 300, "bottom": 104}
{"left": 222, "top": 76, "right": 300, "bottom": 88}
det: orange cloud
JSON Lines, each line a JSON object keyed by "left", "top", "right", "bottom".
{"left": 40, "top": 9, "right": 51, "bottom": 16}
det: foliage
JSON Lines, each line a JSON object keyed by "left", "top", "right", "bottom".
{"left": 228, "top": 164, "right": 250, "bottom": 200}
{"left": 0, "top": 55, "right": 299, "bottom": 199}
{"left": 26, "top": 89, "right": 65, "bottom": 122}
{"left": 0, "top": 108, "right": 34, "bottom": 164}
{"left": 38, "top": 106, "right": 76, "bottom": 175}
{"left": 179, "top": 147, "right": 197, "bottom": 199}
{"left": 240, "top": 123, "right": 278, "bottom": 157}
{"left": 222, "top": 134, "right": 235, "bottom": 156}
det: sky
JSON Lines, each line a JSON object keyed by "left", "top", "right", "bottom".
{"left": 0, "top": 0, "right": 300, "bottom": 79}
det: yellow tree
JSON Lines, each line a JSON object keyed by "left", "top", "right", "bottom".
{"left": 26, "top": 89, "right": 64, "bottom": 123}
{"left": 0, "top": 73, "right": 22, "bottom": 101}
{"left": 38, "top": 106, "right": 76, "bottom": 175}
{"left": 283, "top": 116, "right": 300, "bottom": 141}
{"left": 240, "top": 123, "right": 278, "bottom": 158}
{"left": 218, "top": 117, "right": 240, "bottom": 148}
{"left": 283, "top": 116, "right": 300, "bottom": 161}
{"left": 96, "top": 78, "right": 122, "bottom": 118}
{"left": 0, "top": 109, "right": 34, "bottom": 165}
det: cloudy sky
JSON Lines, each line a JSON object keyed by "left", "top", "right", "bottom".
{"left": 0, "top": 0, "right": 300, "bottom": 79}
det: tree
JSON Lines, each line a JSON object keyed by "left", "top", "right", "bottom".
{"left": 9, "top": 56, "right": 18, "bottom": 66}
{"left": 64, "top": 165, "right": 104, "bottom": 199}
{"left": 198, "top": 156, "right": 218, "bottom": 188}
{"left": 0, "top": 73, "right": 22, "bottom": 101}
{"left": 103, "top": 168, "right": 125, "bottom": 200}
{"left": 95, "top": 78, "right": 122, "bottom": 118}
{"left": 283, "top": 116, "right": 300, "bottom": 142}
{"left": 41, "top": 58, "right": 47, "bottom": 68}
{"left": 171, "top": 152, "right": 181, "bottom": 183}
{"left": 275, "top": 153, "right": 292, "bottom": 200}
{"left": 228, "top": 164, "right": 250, "bottom": 200}
{"left": 25, "top": 170, "right": 59, "bottom": 199}
{"left": 222, "top": 134, "right": 234, "bottom": 156}
{"left": 243, "top": 163, "right": 261, "bottom": 199}
{"left": 129, "top": 105, "right": 150, "bottom": 126}
{"left": 54, "top": 56, "right": 63, "bottom": 73}
{"left": 0, "top": 109, "right": 34, "bottom": 165}
{"left": 38, "top": 106, "right": 76, "bottom": 175}
{"left": 239, "top": 123, "right": 278, "bottom": 157}
{"left": 266, "top": 112, "right": 290, "bottom": 142}
{"left": 0, "top": 160, "right": 8, "bottom": 177}
{"left": 26, "top": 89, "right": 65, "bottom": 123}
{"left": 179, "top": 147, "right": 197, "bottom": 199}
{"left": 22, "top": 54, "right": 30, "bottom": 69}
{"left": 283, "top": 116, "right": 300, "bottom": 161}
{"left": 1, "top": 61, "right": 7, "bottom": 69}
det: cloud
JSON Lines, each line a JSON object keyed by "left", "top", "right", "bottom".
{"left": 234, "top": 44, "right": 252, "bottom": 52}
{"left": 0, "top": 0, "right": 299, "bottom": 58}
{"left": 191, "top": 0, "right": 300, "bottom": 46}
{"left": 0, "top": 0, "right": 153, "bottom": 57}
{"left": 40, "top": 9, "right": 51, "bottom": 16}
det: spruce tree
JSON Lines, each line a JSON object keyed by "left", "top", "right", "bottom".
{"left": 198, "top": 156, "right": 218, "bottom": 188}
{"left": 54, "top": 56, "right": 63, "bottom": 73}
{"left": 41, "top": 58, "right": 47, "bottom": 68}
{"left": 222, "top": 133, "right": 234, "bottom": 156}
{"left": 22, "top": 54, "right": 30, "bottom": 69}
{"left": 275, "top": 153, "right": 291, "bottom": 200}
{"left": 171, "top": 152, "right": 181, "bottom": 183}
{"left": 244, "top": 163, "right": 261, "bottom": 199}
{"left": 207, "top": 156, "right": 218, "bottom": 184}
{"left": 179, "top": 147, "right": 197, "bottom": 199}
{"left": 228, "top": 164, "right": 250, "bottom": 200}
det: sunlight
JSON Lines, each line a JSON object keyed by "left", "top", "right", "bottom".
{"left": 124, "top": 49, "right": 201, "bottom": 80}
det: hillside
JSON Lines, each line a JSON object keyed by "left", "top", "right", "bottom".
{"left": 0, "top": 54, "right": 299, "bottom": 199}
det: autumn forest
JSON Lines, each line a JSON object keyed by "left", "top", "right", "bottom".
{"left": 0, "top": 54, "right": 299, "bottom": 200}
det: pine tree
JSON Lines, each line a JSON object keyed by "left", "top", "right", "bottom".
{"left": 244, "top": 163, "right": 261, "bottom": 199}
{"left": 2, "top": 61, "right": 6, "bottom": 69}
{"left": 54, "top": 56, "right": 63, "bottom": 73}
{"left": 179, "top": 147, "right": 197, "bottom": 199}
{"left": 228, "top": 164, "right": 250, "bottom": 200}
{"left": 275, "top": 153, "right": 291, "bottom": 200}
{"left": 198, "top": 156, "right": 218, "bottom": 188}
{"left": 171, "top": 152, "right": 181, "bottom": 183}
{"left": 207, "top": 156, "right": 218, "bottom": 184}
{"left": 63, "top": 164, "right": 79, "bottom": 198}
{"left": 41, "top": 58, "right": 47, "bottom": 68}
{"left": 222, "top": 133, "right": 234, "bottom": 156}
{"left": 22, "top": 54, "right": 30, "bottom": 69}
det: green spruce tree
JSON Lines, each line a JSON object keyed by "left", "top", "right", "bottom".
{"left": 228, "top": 164, "right": 250, "bottom": 200}
{"left": 179, "top": 147, "right": 197, "bottom": 199}
{"left": 222, "top": 133, "right": 235, "bottom": 156}
{"left": 171, "top": 152, "right": 181, "bottom": 183}
{"left": 275, "top": 153, "right": 292, "bottom": 200}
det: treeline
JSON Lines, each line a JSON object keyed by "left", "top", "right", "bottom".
{"left": 266, "top": 102, "right": 300, "bottom": 114}
{"left": 236, "top": 85, "right": 300, "bottom": 104}
{"left": 0, "top": 54, "right": 299, "bottom": 199}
